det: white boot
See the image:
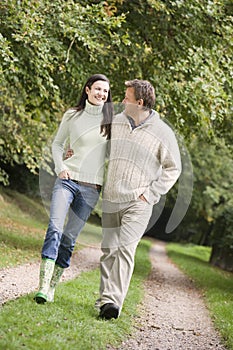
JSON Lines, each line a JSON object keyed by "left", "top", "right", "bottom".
{"left": 47, "top": 264, "right": 64, "bottom": 302}
{"left": 34, "top": 258, "right": 55, "bottom": 304}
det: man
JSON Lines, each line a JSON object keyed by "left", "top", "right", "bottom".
{"left": 98, "top": 79, "right": 182, "bottom": 320}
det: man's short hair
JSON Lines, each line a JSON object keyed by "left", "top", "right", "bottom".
{"left": 125, "top": 79, "right": 155, "bottom": 109}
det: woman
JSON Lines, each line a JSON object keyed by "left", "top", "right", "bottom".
{"left": 34, "top": 74, "right": 113, "bottom": 304}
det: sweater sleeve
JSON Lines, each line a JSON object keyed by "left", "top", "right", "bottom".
{"left": 52, "top": 111, "right": 70, "bottom": 176}
{"left": 144, "top": 133, "right": 182, "bottom": 205}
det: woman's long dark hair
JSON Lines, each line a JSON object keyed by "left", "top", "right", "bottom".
{"left": 73, "top": 74, "right": 113, "bottom": 140}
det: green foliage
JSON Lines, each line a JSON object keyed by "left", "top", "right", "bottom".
{"left": 211, "top": 204, "right": 233, "bottom": 249}
{"left": 103, "top": 0, "right": 233, "bottom": 138}
{"left": 167, "top": 243, "right": 233, "bottom": 349}
{"left": 1, "top": 0, "right": 233, "bottom": 256}
{"left": 0, "top": 0, "right": 128, "bottom": 184}
{"left": 97, "top": 0, "right": 233, "bottom": 256}
{"left": 175, "top": 136, "right": 233, "bottom": 251}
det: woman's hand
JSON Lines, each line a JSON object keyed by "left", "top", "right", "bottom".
{"left": 64, "top": 148, "right": 74, "bottom": 160}
{"left": 139, "top": 194, "right": 148, "bottom": 203}
{"left": 58, "top": 170, "right": 70, "bottom": 179}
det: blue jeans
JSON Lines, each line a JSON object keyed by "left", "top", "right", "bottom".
{"left": 42, "top": 178, "right": 100, "bottom": 268}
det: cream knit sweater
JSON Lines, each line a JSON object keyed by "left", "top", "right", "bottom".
{"left": 52, "top": 101, "right": 107, "bottom": 185}
{"left": 103, "top": 110, "right": 181, "bottom": 205}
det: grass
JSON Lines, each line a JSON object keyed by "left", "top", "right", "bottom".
{"left": 0, "top": 240, "right": 151, "bottom": 350}
{"left": 0, "top": 186, "right": 152, "bottom": 349}
{"left": 1, "top": 186, "right": 233, "bottom": 348}
{"left": 0, "top": 187, "right": 47, "bottom": 267}
{"left": 0, "top": 187, "right": 102, "bottom": 268}
{"left": 167, "top": 243, "right": 233, "bottom": 350}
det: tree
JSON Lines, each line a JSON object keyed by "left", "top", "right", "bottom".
{"left": 1, "top": 0, "right": 232, "bottom": 270}
{"left": 0, "top": 0, "right": 129, "bottom": 184}
{"left": 104, "top": 0, "right": 233, "bottom": 270}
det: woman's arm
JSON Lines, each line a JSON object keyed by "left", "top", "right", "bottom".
{"left": 52, "top": 111, "right": 70, "bottom": 176}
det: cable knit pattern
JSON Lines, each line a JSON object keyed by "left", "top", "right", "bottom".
{"left": 103, "top": 110, "right": 181, "bottom": 205}
{"left": 52, "top": 101, "right": 107, "bottom": 185}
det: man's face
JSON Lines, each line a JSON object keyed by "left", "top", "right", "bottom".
{"left": 122, "top": 87, "right": 139, "bottom": 115}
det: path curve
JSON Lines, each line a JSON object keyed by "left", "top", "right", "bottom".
{"left": 0, "top": 246, "right": 102, "bottom": 305}
{"left": 0, "top": 241, "right": 227, "bottom": 349}
{"left": 108, "top": 241, "right": 226, "bottom": 350}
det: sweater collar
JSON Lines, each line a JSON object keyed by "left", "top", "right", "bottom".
{"left": 126, "top": 110, "right": 158, "bottom": 129}
{"left": 84, "top": 100, "right": 104, "bottom": 116}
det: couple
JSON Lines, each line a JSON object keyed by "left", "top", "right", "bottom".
{"left": 34, "top": 74, "right": 181, "bottom": 320}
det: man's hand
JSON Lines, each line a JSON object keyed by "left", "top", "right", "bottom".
{"left": 58, "top": 170, "right": 70, "bottom": 179}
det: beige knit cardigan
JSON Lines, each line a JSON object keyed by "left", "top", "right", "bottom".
{"left": 103, "top": 110, "right": 182, "bottom": 205}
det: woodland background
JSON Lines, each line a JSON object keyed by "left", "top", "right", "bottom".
{"left": 0, "top": 0, "right": 232, "bottom": 271}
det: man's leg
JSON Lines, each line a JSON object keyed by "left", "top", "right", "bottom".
{"left": 99, "top": 207, "right": 121, "bottom": 299}
{"left": 99, "top": 199, "right": 153, "bottom": 318}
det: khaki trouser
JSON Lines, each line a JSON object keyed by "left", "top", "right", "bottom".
{"left": 100, "top": 199, "right": 153, "bottom": 313}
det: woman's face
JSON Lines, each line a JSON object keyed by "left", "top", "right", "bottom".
{"left": 86, "top": 80, "right": 110, "bottom": 106}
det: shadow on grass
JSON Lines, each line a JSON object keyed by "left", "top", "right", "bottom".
{"left": 133, "top": 240, "right": 151, "bottom": 279}
{"left": 0, "top": 230, "right": 43, "bottom": 251}
{"left": 1, "top": 188, "right": 48, "bottom": 225}
{"left": 169, "top": 249, "right": 210, "bottom": 264}
{"left": 168, "top": 250, "right": 233, "bottom": 296}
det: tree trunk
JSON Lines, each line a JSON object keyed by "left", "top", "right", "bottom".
{"left": 198, "top": 223, "right": 213, "bottom": 246}
{"left": 209, "top": 244, "right": 233, "bottom": 273}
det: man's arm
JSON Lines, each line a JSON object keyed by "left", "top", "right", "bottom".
{"left": 144, "top": 135, "right": 182, "bottom": 205}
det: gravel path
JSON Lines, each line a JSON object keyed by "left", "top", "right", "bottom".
{"left": 0, "top": 246, "right": 102, "bottom": 305}
{"left": 0, "top": 240, "right": 226, "bottom": 349}
{"left": 109, "top": 241, "right": 226, "bottom": 350}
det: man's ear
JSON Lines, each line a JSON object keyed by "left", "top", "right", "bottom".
{"left": 137, "top": 99, "right": 144, "bottom": 107}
